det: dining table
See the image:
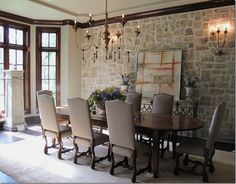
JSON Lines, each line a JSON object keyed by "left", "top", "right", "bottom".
{"left": 56, "top": 105, "right": 204, "bottom": 178}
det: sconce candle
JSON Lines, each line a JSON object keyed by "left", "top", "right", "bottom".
{"left": 210, "top": 25, "right": 228, "bottom": 56}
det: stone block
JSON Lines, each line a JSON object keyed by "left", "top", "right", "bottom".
{"left": 210, "top": 88, "right": 224, "bottom": 95}
{"left": 185, "top": 28, "right": 193, "bottom": 35}
{"left": 201, "top": 70, "right": 211, "bottom": 81}
{"left": 200, "top": 96, "right": 211, "bottom": 106}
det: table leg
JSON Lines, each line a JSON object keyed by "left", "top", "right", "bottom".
{"left": 152, "top": 130, "right": 160, "bottom": 178}
{"left": 172, "top": 131, "right": 177, "bottom": 158}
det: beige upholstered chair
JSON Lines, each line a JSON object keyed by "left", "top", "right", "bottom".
{"left": 105, "top": 100, "right": 151, "bottom": 183}
{"left": 125, "top": 92, "right": 142, "bottom": 114}
{"left": 37, "top": 90, "right": 52, "bottom": 96}
{"left": 37, "top": 91, "right": 72, "bottom": 159}
{"left": 152, "top": 93, "right": 174, "bottom": 157}
{"left": 174, "top": 101, "right": 226, "bottom": 182}
{"left": 152, "top": 93, "right": 174, "bottom": 114}
{"left": 67, "top": 97, "right": 109, "bottom": 169}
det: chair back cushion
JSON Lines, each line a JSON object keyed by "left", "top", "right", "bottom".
{"left": 105, "top": 100, "right": 135, "bottom": 150}
{"left": 152, "top": 93, "right": 173, "bottom": 114}
{"left": 68, "top": 97, "right": 93, "bottom": 140}
{"left": 37, "top": 90, "right": 52, "bottom": 96}
{"left": 206, "top": 101, "right": 226, "bottom": 150}
{"left": 37, "top": 94, "right": 59, "bottom": 132}
{"left": 125, "top": 92, "right": 142, "bottom": 114}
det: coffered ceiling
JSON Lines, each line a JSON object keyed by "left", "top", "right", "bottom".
{"left": 0, "top": 0, "right": 210, "bottom": 23}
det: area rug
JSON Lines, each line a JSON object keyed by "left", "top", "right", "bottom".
{"left": 0, "top": 128, "right": 234, "bottom": 183}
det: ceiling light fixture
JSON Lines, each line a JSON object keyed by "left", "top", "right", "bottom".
{"left": 73, "top": 0, "right": 141, "bottom": 62}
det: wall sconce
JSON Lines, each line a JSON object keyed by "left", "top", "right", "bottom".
{"left": 210, "top": 24, "right": 229, "bottom": 56}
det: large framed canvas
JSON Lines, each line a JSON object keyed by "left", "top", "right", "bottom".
{"left": 136, "top": 49, "right": 182, "bottom": 102}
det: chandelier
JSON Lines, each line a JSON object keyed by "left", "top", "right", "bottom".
{"left": 73, "top": 0, "right": 141, "bottom": 62}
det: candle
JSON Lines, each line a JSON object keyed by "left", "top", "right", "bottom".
{"left": 122, "top": 14, "right": 125, "bottom": 20}
{"left": 74, "top": 20, "right": 77, "bottom": 26}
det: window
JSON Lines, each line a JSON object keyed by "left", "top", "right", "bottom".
{"left": 0, "top": 20, "right": 30, "bottom": 115}
{"left": 36, "top": 27, "right": 60, "bottom": 105}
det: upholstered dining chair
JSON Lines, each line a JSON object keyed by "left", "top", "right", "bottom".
{"left": 37, "top": 91, "right": 72, "bottom": 159}
{"left": 67, "top": 97, "right": 110, "bottom": 169}
{"left": 37, "top": 90, "right": 53, "bottom": 96}
{"left": 105, "top": 100, "right": 151, "bottom": 183}
{"left": 152, "top": 93, "right": 174, "bottom": 114}
{"left": 173, "top": 101, "right": 226, "bottom": 182}
{"left": 152, "top": 93, "right": 174, "bottom": 157}
{"left": 125, "top": 92, "right": 142, "bottom": 114}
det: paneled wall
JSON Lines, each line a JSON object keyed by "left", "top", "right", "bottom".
{"left": 81, "top": 5, "right": 235, "bottom": 142}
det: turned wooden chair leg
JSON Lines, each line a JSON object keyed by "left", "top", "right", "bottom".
{"left": 57, "top": 136, "right": 63, "bottom": 159}
{"left": 160, "top": 138, "right": 165, "bottom": 158}
{"left": 91, "top": 146, "right": 96, "bottom": 169}
{"left": 167, "top": 132, "right": 170, "bottom": 151}
{"left": 173, "top": 152, "right": 180, "bottom": 175}
{"left": 110, "top": 151, "right": 115, "bottom": 175}
{"left": 52, "top": 138, "right": 56, "bottom": 146}
{"left": 148, "top": 146, "right": 152, "bottom": 172}
{"left": 209, "top": 150, "right": 215, "bottom": 173}
{"left": 172, "top": 131, "right": 177, "bottom": 159}
{"left": 73, "top": 137, "right": 78, "bottom": 164}
{"left": 107, "top": 143, "right": 111, "bottom": 161}
{"left": 43, "top": 135, "right": 48, "bottom": 154}
{"left": 132, "top": 151, "right": 137, "bottom": 183}
{"left": 183, "top": 154, "right": 189, "bottom": 165}
{"left": 202, "top": 152, "right": 209, "bottom": 182}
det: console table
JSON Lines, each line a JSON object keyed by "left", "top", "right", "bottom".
{"left": 141, "top": 99, "right": 198, "bottom": 138}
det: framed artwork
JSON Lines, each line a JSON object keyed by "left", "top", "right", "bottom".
{"left": 135, "top": 49, "right": 182, "bottom": 102}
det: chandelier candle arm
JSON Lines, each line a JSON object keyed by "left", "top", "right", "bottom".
{"left": 72, "top": 0, "right": 141, "bottom": 62}
{"left": 121, "top": 14, "right": 127, "bottom": 27}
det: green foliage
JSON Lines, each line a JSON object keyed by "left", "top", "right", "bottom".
{"left": 88, "top": 87, "right": 126, "bottom": 108}
{"left": 183, "top": 72, "right": 199, "bottom": 88}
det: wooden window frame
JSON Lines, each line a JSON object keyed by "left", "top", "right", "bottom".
{"left": 36, "top": 27, "right": 61, "bottom": 106}
{"left": 0, "top": 18, "right": 31, "bottom": 114}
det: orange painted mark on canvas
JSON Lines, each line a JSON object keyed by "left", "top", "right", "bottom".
{"left": 136, "top": 81, "right": 149, "bottom": 85}
{"left": 160, "top": 52, "right": 163, "bottom": 66}
{"left": 140, "top": 52, "right": 146, "bottom": 93}
{"left": 151, "top": 67, "right": 174, "bottom": 71}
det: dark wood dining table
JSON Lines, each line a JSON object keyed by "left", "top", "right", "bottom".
{"left": 56, "top": 106, "right": 204, "bottom": 178}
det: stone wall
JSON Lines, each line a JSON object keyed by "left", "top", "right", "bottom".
{"left": 81, "top": 5, "right": 235, "bottom": 142}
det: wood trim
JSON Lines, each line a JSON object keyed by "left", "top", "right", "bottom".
{"left": 0, "top": 10, "right": 33, "bottom": 24}
{"left": 81, "top": 0, "right": 235, "bottom": 28}
{"left": 35, "top": 27, "right": 61, "bottom": 106}
{"left": 0, "top": 19, "right": 31, "bottom": 114}
{"left": 0, "top": 0, "right": 234, "bottom": 28}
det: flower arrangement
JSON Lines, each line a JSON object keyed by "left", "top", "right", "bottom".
{"left": 121, "top": 73, "right": 131, "bottom": 85}
{"left": 88, "top": 87, "right": 126, "bottom": 110}
{"left": 183, "top": 72, "right": 199, "bottom": 88}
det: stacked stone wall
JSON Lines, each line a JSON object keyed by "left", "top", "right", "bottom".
{"left": 81, "top": 6, "right": 235, "bottom": 142}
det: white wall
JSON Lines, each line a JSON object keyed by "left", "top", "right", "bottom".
{"left": 61, "top": 26, "right": 82, "bottom": 105}
{"left": 30, "top": 25, "right": 82, "bottom": 115}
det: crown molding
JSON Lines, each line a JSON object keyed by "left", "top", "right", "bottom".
{"left": 0, "top": 0, "right": 234, "bottom": 28}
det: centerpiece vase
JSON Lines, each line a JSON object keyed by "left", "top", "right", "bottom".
{"left": 185, "top": 86, "right": 194, "bottom": 100}
{"left": 96, "top": 102, "right": 106, "bottom": 115}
